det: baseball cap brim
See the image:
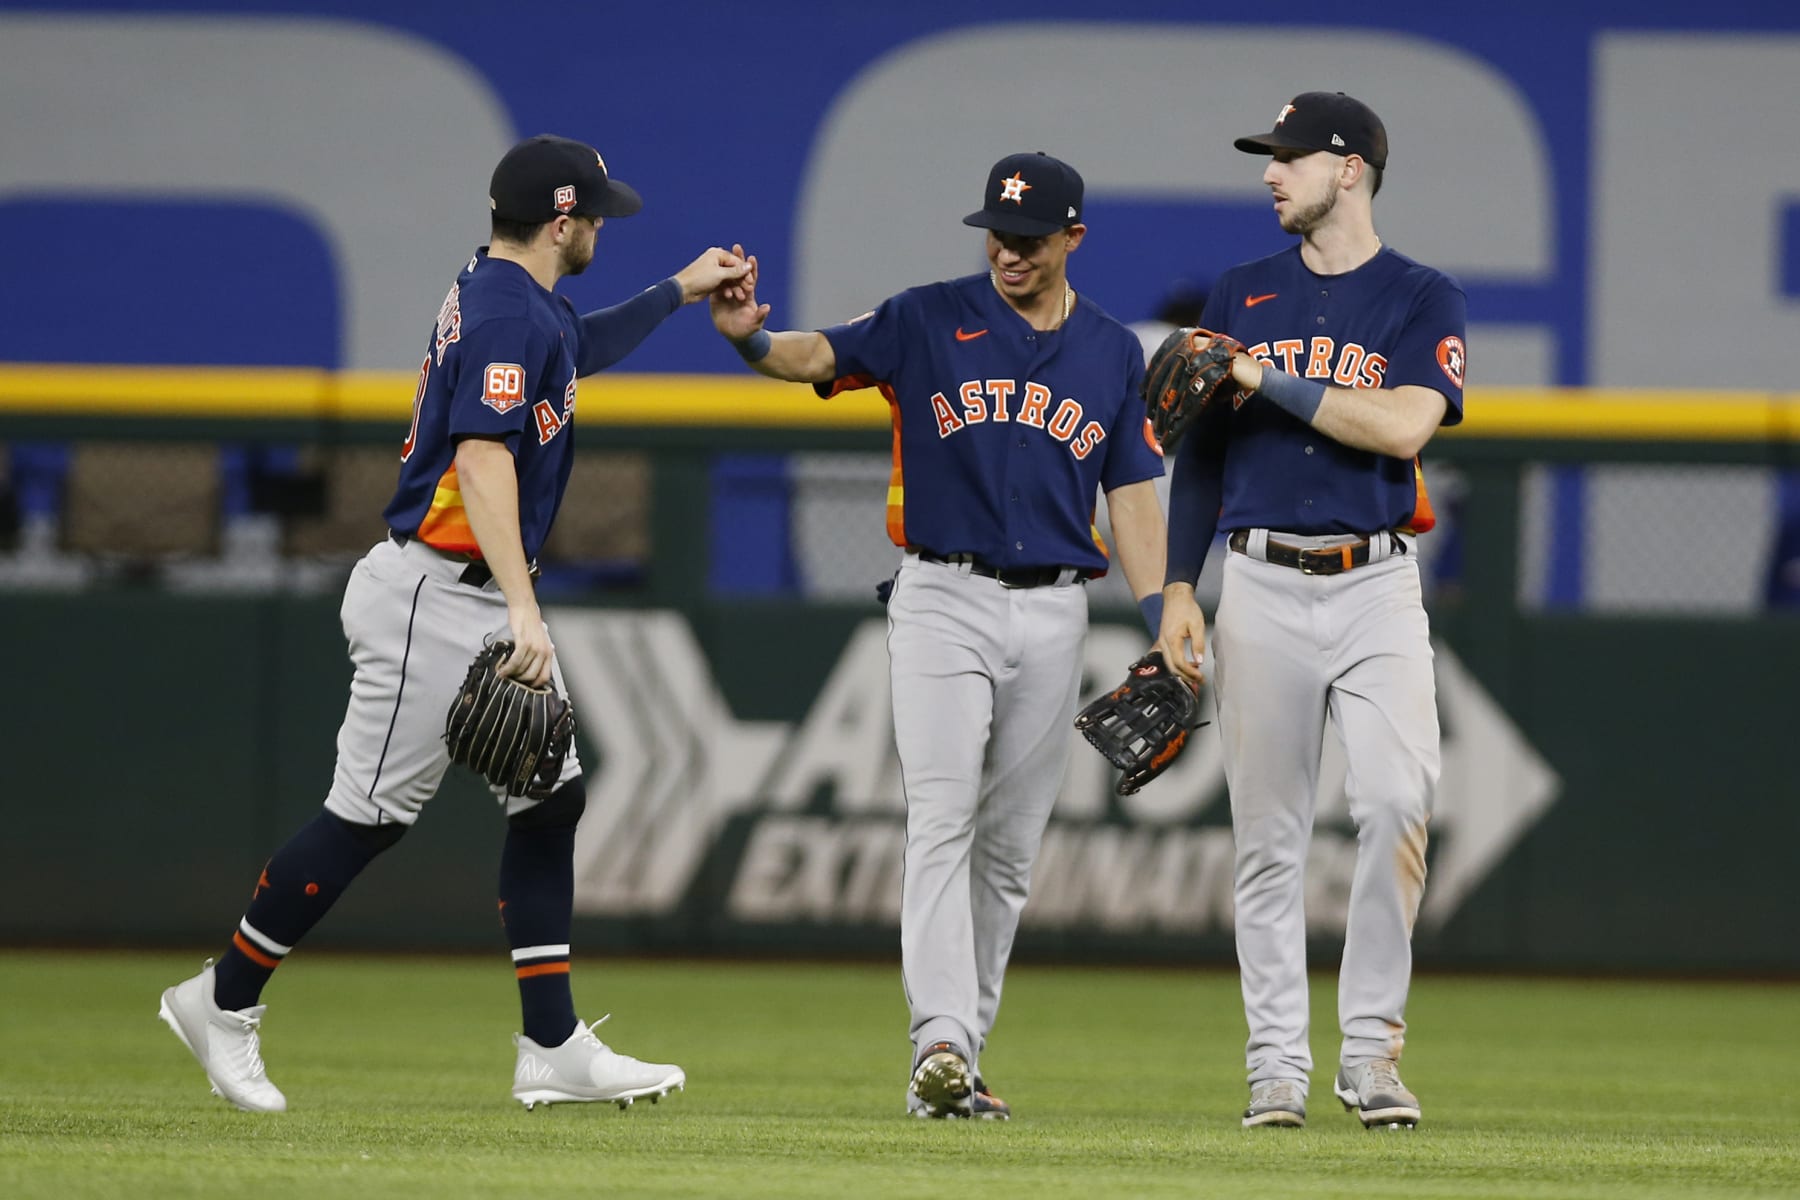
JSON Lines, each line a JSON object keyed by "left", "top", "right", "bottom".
{"left": 963, "top": 208, "right": 1067, "bottom": 237}
{"left": 593, "top": 178, "right": 643, "bottom": 218}
{"left": 1234, "top": 131, "right": 1331, "bottom": 157}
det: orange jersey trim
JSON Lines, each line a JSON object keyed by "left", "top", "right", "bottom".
{"left": 515, "top": 961, "right": 572, "bottom": 980}
{"left": 1401, "top": 456, "right": 1437, "bottom": 535}
{"left": 415, "top": 461, "right": 481, "bottom": 555}
{"left": 881, "top": 383, "right": 906, "bottom": 546}
{"left": 1086, "top": 514, "right": 1112, "bottom": 579}
{"left": 821, "top": 374, "right": 908, "bottom": 545}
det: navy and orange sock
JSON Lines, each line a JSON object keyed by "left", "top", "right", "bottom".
{"left": 500, "top": 788, "right": 581, "bottom": 1045}
{"left": 510, "top": 936, "right": 575, "bottom": 1046}
{"left": 212, "top": 811, "right": 404, "bottom": 1011}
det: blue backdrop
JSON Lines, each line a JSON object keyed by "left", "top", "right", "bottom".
{"left": 4, "top": 0, "right": 1796, "bottom": 383}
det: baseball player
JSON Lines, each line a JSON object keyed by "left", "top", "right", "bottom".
{"left": 1156, "top": 93, "right": 1465, "bottom": 1130}
{"left": 709, "top": 152, "right": 1168, "bottom": 1120}
{"left": 158, "top": 134, "right": 750, "bottom": 1113}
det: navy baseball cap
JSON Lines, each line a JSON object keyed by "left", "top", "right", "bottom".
{"left": 489, "top": 134, "right": 642, "bottom": 222}
{"left": 963, "top": 151, "right": 1084, "bottom": 238}
{"left": 1234, "top": 92, "right": 1388, "bottom": 170}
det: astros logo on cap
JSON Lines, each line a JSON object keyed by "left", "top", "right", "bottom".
{"left": 554, "top": 185, "right": 576, "bottom": 213}
{"left": 998, "top": 172, "right": 1032, "bottom": 204}
{"left": 1276, "top": 103, "right": 1297, "bottom": 125}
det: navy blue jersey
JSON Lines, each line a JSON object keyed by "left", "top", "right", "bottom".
{"left": 384, "top": 250, "right": 579, "bottom": 561}
{"left": 817, "top": 273, "right": 1162, "bottom": 572}
{"left": 1199, "top": 245, "right": 1465, "bottom": 535}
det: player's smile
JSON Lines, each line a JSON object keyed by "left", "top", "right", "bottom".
{"left": 984, "top": 228, "right": 1078, "bottom": 312}
{"left": 988, "top": 235, "right": 1046, "bottom": 288}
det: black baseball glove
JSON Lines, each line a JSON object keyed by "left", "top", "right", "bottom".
{"left": 1074, "top": 651, "right": 1206, "bottom": 795}
{"left": 444, "top": 640, "right": 576, "bottom": 798}
{"left": 1142, "top": 326, "right": 1245, "bottom": 451}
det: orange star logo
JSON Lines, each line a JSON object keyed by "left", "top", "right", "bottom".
{"left": 253, "top": 867, "right": 272, "bottom": 900}
{"left": 1276, "top": 103, "right": 1297, "bottom": 126}
{"left": 998, "top": 172, "right": 1032, "bottom": 204}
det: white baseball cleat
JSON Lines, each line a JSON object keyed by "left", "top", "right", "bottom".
{"left": 157, "top": 958, "right": 287, "bottom": 1113}
{"left": 512, "top": 1015, "right": 685, "bottom": 1110}
{"left": 1334, "top": 1059, "right": 1421, "bottom": 1129}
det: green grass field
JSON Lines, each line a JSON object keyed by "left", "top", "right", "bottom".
{"left": 1, "top": 952, "right": 1795, "bottom": 1199}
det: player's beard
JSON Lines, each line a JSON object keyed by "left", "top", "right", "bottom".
{"left": 560, "top": 236, "right": 594, "bottom": 277}
{"left": 1279, "top": 185, "right": 1337, "bottom": 236}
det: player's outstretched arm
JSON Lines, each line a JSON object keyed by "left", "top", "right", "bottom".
{"left": 709, "top": 243, "right": 838, "bottom": 384}
{"left": 575, "top": 247, "right": 747, "bottom": 377}
{"left": 1229, "top": 354, "right": 1447, "bottom": 459}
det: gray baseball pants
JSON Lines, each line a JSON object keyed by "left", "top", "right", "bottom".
{"left": 323, "top": 536, "right": 580, "bottom": 827}
{"left": 886, "top": 552, "right": 1089, "bottom": 1075}
{"left": 1211, "top": 531, "right": 1437, "bottom": 1089}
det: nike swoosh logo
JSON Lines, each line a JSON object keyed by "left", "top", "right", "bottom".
{"left": 1245, "top": 293, "right": 1279, "bottom": 308}
{"left": 954, "top": 327, "right": 989, "bottom": 342}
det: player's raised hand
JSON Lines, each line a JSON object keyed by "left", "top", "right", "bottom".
{"left": 710, "top": 243, "right": 771, "bottom": 340}
{"left": 674, "top": 246, "right": 751, "bottom": 304}
{"left": 716, "top": 244, "right": 759, "bottom": 304}
{"left": 1155, "top": 585, "right": 1208, "bottom": 686}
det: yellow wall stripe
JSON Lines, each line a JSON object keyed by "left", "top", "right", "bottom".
{"left": 1, "top": 364, "right": 1798, "bottom": 440}
{"left": 0, "top": 364, "right": 892, "bottom": 429}
{"left": 1435, "top": 390, "right": 1800, "bottom": 441}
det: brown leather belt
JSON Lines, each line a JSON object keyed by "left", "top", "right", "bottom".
{"left": 1227, "top": 529, "right": 1405, "bottom": 576}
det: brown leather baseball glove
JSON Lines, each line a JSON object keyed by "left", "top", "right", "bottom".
{"left": 1142, "top": 326, "right": 1245, "bottom": 450}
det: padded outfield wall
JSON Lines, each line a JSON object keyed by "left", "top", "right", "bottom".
{"left": 0, "top": 417, "right": 1794, "bottom": 973}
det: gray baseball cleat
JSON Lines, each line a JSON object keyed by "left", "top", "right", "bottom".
{"left": 907, "top": 1041, "right": 974, "bottom": 1118}
{"left": 512, "top": 1015, "right": 686, "bottom": 1110}
{"left": 1333, "top": 1059, "right": 1421, "bottom": 1129}
{"left": 969, "top": 1074, "right": 1011, "bottom": 1121}
{"left": 157, "top": 958, "right": 287, "bottom": 1113}
{"left": 1242, "top": 1078, "right": 1307, "bottom": 1127}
